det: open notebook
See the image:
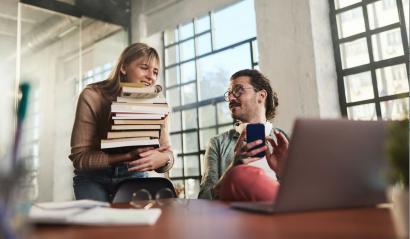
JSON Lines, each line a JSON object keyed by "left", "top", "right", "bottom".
{"left": 29, "top": 200, "right": 161, "bottom": 226}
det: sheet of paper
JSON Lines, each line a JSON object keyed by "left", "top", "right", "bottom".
{"left": 29, "top": 207, "right": 83, "bottom": 224}
{"left": 29, "top": 204, "right": 162, "bottom": 226}
{"left": 33, "top": 199, "right": 109, "bottom": 210}
{"left": 71, "top": 207, "right": 162, "bottom": 226}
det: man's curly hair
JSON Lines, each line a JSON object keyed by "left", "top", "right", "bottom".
{"left": 230, "top": 69, "right": 279, "bottom": 120}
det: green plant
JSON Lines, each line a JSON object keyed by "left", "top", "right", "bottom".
{"left": 386, "top": 118, "right": 409, "bottom": 187}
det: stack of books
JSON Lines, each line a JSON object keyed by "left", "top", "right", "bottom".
{"left": 101, "top": 83, "right": 169, "bottom": 153}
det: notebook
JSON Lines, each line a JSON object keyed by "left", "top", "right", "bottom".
{"left": 231, "top": 118, "right": 387, "bottom": 213}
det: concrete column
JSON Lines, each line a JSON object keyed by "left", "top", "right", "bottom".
{"left": 255, "top": 0, "right": 340, "bottom": 132}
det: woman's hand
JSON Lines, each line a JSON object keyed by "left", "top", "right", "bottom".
{"left": 127, "top": 145, "right": 171, "bottom": 172}
{"left": 127, "top": 146, "right": 155, "bottom": 160}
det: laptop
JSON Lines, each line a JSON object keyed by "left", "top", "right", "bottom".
{"left": 231, "top": 118, "right": 388, "bottom": 213}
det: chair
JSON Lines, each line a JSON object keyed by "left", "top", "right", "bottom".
{"left": 112, "top": 177, "right": 177, "bottom": 203}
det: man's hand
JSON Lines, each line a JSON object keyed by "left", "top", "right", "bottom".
{"left": 266, "top": 130, "right": 289, "bottom": 177}
{"left": 127, "top": 145, "right": 171, "bottom": 172}
{"left": 233, "top": 128, "right": 268, "bottom": 165}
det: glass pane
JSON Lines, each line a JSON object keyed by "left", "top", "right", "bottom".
{"left": 184, "top": 156, "right": 199, "bottom": 177}
{"left": 180, "top": 61, "right": 196, "bottom": 83}
{"left": 198, "top": 44, "right": 252, "bottom": 101}
{"left": 182, "top": 83, "right": 197, "bottom": 105}
{"left": 164, "top": 29, "right": 178, "bottom": 45}
{"left": 166, "top": 87, "right": 180, "bottom": 107}
{"left": 347, "top": 103, "right": 377, "bottom": 120}
{"left": 200, "top": 128, "right": 217, "bottom": 150}
{"left": 0, "top": 0, "right": 17, "bottom": 162}
{"left": 165, "top": 66, "right": 180, "bottom": 87}
{"left": 404, "top": 0, "right": 409, "bottom": 44}
{"left": 169, "top": 156, "right": 183, "bottom": 178}
{"left": 336, "top": 7, "right": 365, "bottom": 38}
{"left": 213, "top": 0, "right": 256, "bottom": 49}
{"left": 376, "top": 64, "right": 409, "bottom": 97}
{"left": 165, "top": 45, "right": 179, "bottom": 66}
{"left": 381, "top": 98, "right": 409, "bottom": 120}
{"left": 252, "top": 40, "right": 259, "bottom": 63}
{"left": 217, "top": 102, "right": 233, "bottom": 124}
{"left": 200, "top": 154, "right": 205, "bottom": 175}
{"left": 372, "top": 28, "right": 404, "bottom": 61}
{"left": 183, "top": 132, "right": 198, "bottom": 153}
{"left": 367, "top": 0, "right": 400, "bottom": 30}
{"left": 170, "top": 111, "right": 181, "bottom": 132}
{"left": 182, "top": 109, "right": 197, "bottom": 129}
{"left": 218, "top": 124, "right": 233, "bottom": 134}
{"left": 334, "top": 0, "right": 361, "bottom": 9}
{"left": 340, "top": 37, "right": 370, "bottom": 69}
{"left": 196, "top": 33, "right": 212, "bottom": 56}
{"left": 179, "top": 22, "right": 194, "bottom": 40}
{"left": 199, "top": 104, "right": 216, "bottom": 127}
{"left": 195, "top": 15, "right": 210, "bottom": 33}
{"left": 170, "top": 134, "right": 182, "bottom": 154}
{"left": 179, "top": 39, "right": 195, "bottom": 61}
{"left": 344, "top": 71, "right": 374, "bottom": 102}
{"left": 19, "top": 6, "right": 127, "bottom": 201}
{"left": 185, "top": 178, "right": 200, "bottom": 199}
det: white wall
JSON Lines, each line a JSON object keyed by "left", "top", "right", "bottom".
{"left": 131, "top": 0, "right": 341, "bottom": 133}
{"left": 255, "top": 0, "right": 340, "bottom": 132}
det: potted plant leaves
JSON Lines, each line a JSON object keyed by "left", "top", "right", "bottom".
{"left": 386, "top": 118, "right": 409, "bottom": 238}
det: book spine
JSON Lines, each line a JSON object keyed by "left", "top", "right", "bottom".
{"left": 113, "top": 120, "right": 165, "bottom": 125}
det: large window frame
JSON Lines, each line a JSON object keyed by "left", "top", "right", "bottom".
{"left": 329, "top": 0, "right": 409, "bottom": 120}
{"left": 162, "top": 4, "right": 259, "bottom": 198}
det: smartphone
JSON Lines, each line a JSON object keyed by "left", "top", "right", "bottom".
{"left": 246, "top": 123, "right": 266, "bottom": 158}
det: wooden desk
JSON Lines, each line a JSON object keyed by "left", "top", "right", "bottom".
{"left": 29, "top": 199, "right": 396, "bottom": 239}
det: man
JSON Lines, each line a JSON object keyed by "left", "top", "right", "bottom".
{"left": 198, "top": 69, "right": 289, "bottom": 201}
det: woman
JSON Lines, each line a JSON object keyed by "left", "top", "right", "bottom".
{"left": 69, "top": 43, "right": 173, "bottom": 202}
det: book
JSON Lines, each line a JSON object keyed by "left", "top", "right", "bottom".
{"left": 111, "top": 102, "right": 169, "bottom": 114}
{"left": 107, "top": 130, "right": 160, "bottom": 139}
{"left": 122, "top": 85, "right": 162, "bottom": 94}
{"left": 111, "top": 124, "right": 161, "bottom": 131}
{"left": 116, "top": 95, "right": 167, "bottom": 104}
{"left": 120, "top": 82, "right": 145, "bottom": 88}
{"left": 101, "top": 144, "right": 159, "bottom": 154}
{"left": 121, "top": 85, "right": 163, "bottom": 98}
{"left": 101, "top": 138, "right": 159, "bottom": 149}
{"left": 113, "top": 119, "right": 166, "bottom": 125}
{"left": 112, "top": 113, "right": 164, "bottom": 120}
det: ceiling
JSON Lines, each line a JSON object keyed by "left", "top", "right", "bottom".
{"left": 0, "top": 0, "right": 124, "bottom": 61}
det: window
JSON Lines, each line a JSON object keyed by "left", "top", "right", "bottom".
{"left": 330, "top": 0, "right": 409, "bottom": 120}
{"left": 163, "top": 0, "right": 259, "bottom": 198}
{"left": 76, "top": 62, "right": 113, "bottom": 94}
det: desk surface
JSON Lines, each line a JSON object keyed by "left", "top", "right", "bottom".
{"left": 29, "top": 199, "right": 396, "bottom": 239}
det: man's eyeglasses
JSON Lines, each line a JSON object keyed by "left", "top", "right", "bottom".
{"left": 224, "top": 85, "right": 256, "bottom": 102}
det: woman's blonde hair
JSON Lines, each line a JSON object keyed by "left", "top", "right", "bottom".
{"left": 100, "top": 42, "right": 160, "bottom": 95}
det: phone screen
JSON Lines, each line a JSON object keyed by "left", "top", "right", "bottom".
{"left": 246, "top": 123, "right": 266, "bottom": 158}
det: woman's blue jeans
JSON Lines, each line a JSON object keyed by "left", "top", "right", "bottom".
{"left": 73, "top": 162, "right": 147, "bottom": 202}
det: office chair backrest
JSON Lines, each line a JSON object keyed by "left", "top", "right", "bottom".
{"left": 112, "top": 177, "right": 177, "bottom": 203}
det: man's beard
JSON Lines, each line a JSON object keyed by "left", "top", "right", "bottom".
{"left": 231, "top": 111, "right": 244, "bottom": 122}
